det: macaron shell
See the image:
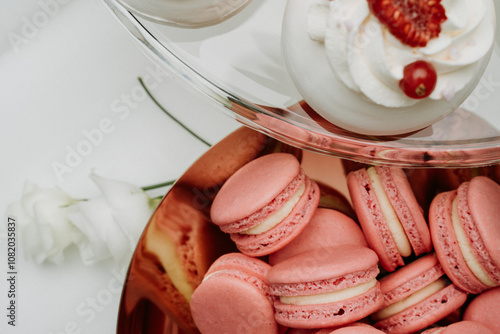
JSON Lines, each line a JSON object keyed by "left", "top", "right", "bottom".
{"left": 378, "top": 254, "right": 445, "bottom": 305}
{"left": 273, "top": 284, "right": 383, "bottom": 329}
{"left": 230, "top": 178, "right": 320, "bottom": 257}
{"left": 319, "top": 323, "right": 385, "bottom": 333}
{"left": 429, "top": 190, "right": 491, "bottom": 294}
{"left": 373, "top": 284, "right": 467, "bottom": 334}
{"left": 347, "top": 168, "right": 404, "bottom": 272}
{"left": 377, "top": 166, "right": 431, "bottom": 256}
{"left": 268, "top": 208, "right": 368, "bottom": 265}
{"left": 204, "top": 253, "right": 274, "bottom": 304}
{"left": 463, "top": 286, "right": 500, "bottom": 333}
{"left": 268, "top": 245, "right": 379, "bottom": 285}
{"left": 190, "top": 276, "right": 278, "bottom": 334}
{"left": 218, "top": 170, "right": 307, "bottom": 234}
{"left": 211, "top": 153, "right": 301, "bottom": 226}
{"left": 465, "top": 176, "right": 500, "bottom": 281}
{"left": 205, "top": 252, "right": 271, "bottom": 280}
{"left": 428, "top": 320, "right": 495, "bottom": 334}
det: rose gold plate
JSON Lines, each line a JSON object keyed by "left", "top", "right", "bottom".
{"left": 117, "top": 127, "right": 303, "bottom": 333}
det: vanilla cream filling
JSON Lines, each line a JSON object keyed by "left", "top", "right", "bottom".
{"left": 146, "top": 221, "right": 194, "bottom": 302}
{"left": 451, "top": 198, "right": 497, "bottom": 287}
{"left": 280, "top": 278, "right": 377, "bottom": 306}
{"left": 367, "top": 167, "right": 412, "bottom": 257}
{"left": 240, "top": 182, "right": 306, "bottom": 235}
{"left": 202, "top": 270, "right": 224, "bottom": 283}
{"left": 371, "top": 278, "right": 447, "bottom": 321}
{"left": 202, "top": 269, "right": 255, "bottom": 285}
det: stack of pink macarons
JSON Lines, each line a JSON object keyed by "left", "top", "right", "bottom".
{"left": 188, "top": 153, "right": 500, "bottom": 334}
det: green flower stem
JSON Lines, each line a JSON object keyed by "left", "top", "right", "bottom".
{"left": 141, "top": 180, "right": 176, "bottom": 191}
{"left": 139, "top": 77, "right": 212, "bottom": 147}
{"left": 143, "top": 180, "right": 176, "bottom": 211}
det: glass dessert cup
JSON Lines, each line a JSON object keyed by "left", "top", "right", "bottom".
{"left": 102, "top": 0, "right": 500, "bottom": 167}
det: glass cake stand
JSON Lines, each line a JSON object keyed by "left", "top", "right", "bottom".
{"left": 102, "top": 0, "right": 500, "bottom": 168}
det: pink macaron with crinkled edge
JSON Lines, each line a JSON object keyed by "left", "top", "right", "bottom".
{"left": 190, "top": 252, "right": 279, "bottom": 334}
{"left": 421, "top": 320, "right": 494, "bottom": 334}
{"left": 347, "top": 166, "right": 432, "bottom": 272}
{"left": 371, "top": 253, "right": 467, "bottom": 334}
{"left": 429, "top": 176, "right": 500, "bottom": 294}
{"left": 269, "top": 208, "right": 368, "bottom": 265}
{"left": 463, "top": 286, "right": 500, "bottom": 333}
{"left": 267, "top": 245, "right": 383, "bottom": 329}
{"left": 210, "top": 153, "right": 320, "bottom": 257}
{"left": 314, "top": 323, "right": 384, "bottom": 333}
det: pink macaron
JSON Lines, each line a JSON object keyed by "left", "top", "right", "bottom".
{"left": 267, "top": 245, "right": 383, "bottom": 329}
{"left": 421, "top": 320, "right": 494, "bottom": 334}
{"left": 315, "top": 323, "right": 384, "bottom": 334}
{"left": 371, "top": 253, "right": 468, "bottom": 334}
{"left": 190, "top": 252, "right": 279, "bottom": 334}
{"left": 429, "top": 176, "right": 500, "bottom": 294}
{"left": 347, "top": 166, "right": 432, "bottom": 272}
{"left": 463, "top": 286, "right": 500, "bottom": 333}
{"left": 269, "top": 208, "right": 368, "bottom": 265}
{"left": 210, "top": 153, "right": 320, "bottom": 257}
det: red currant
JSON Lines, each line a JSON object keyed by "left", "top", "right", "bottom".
{"left": 399, "top": 60, "right": 437, "bottom": 99}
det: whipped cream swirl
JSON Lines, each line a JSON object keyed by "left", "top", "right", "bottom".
{"left": 308, "top": 0, "right": 495, "bottom": 107}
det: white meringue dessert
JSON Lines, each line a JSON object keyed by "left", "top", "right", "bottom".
{"left": 282, "top": 0, "right": 496, "bottom": 135}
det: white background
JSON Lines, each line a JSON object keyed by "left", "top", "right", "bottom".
{"left": 0, "top": 0, "right": 239, "bottom": 333}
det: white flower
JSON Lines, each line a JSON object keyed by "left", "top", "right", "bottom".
{"left": 5, "top": 173, "right": 156, "bottom": 266}
{"left": 68, "top": 173, "right": 154, "bottom": 266}
{"left": 6, "top": 182, "right": 77, "bottom": 265}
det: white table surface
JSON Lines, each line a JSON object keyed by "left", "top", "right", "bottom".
{"left": 0, "top": 1, "right": 240, "bottom": 333}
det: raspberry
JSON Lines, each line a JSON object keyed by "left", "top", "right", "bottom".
{"left": 367, "top": 0, "right": 447, "bottom": 47}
